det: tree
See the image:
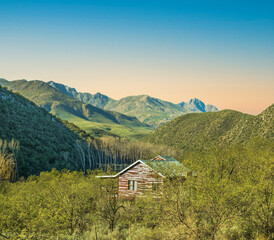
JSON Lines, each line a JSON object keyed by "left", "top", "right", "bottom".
{"left": 0, "top": 139, "right": 20, "bottom": 181}
{"left": 96, "top": 178, "right": 125, "bottom": 231}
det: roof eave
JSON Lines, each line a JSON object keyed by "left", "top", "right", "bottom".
{"left": 95, "top": 175, "right": 116, "bottom": 179}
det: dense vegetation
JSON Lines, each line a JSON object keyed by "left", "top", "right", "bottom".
{"left": 0, "top": 85, "right": 83, "bottom": 176}
{"left": 0, "top": 140, "right": 272, "bottom": 239}
{"left": 48, "top": 80, "right": 218, "bottom": 127}
{"left": 0, "top": 79, "right": 152, "bottom": 139}
{"left": 146, "top": 105, "right": 274, "bottom": 150}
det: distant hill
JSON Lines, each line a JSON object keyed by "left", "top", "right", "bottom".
{"left": 0, "top": 85, "right": 84, "bottom": 176}
{"left": 0, "top": 79, "right": 152, "bottom": 139}
{"left": 47, "top": 80, "right": 218, "bottom": 127}
{"left": 146, "top": 105, "right": 274, "bottom": 150}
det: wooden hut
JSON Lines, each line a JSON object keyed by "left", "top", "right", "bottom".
{"left": 97, "top": 156, "right": 189, "bottom": 199}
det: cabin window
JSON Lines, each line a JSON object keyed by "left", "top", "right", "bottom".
{"left": 128, "top": 180, "right": 137, "bottom": 190}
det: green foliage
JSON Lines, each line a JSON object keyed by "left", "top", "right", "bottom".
{"left": 96, "top": 178, "right": 123, "bottom": 231}
{"left": 58, "top": 118, "right": 94, "bottom": 140}
{"left": 0, "top": 85, "right": 81, "bottom": 176}
{"left": 162, "top": 141, "right": 274, "bottom": 240}
{"left": 0, "top": 140, "right": 272, "bottom": 239}
{"left": 146, "top": 105, "right": 274, "bottom": 151}
{"left": 0, "top": 170, "right": 99, "bottom": 239}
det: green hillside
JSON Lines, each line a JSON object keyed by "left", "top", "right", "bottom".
{"left": 47, "top": 81, "right": 218, "bottom": 127}
{"left": 104, "top": 95, "right": 188, "bottom": 126}
{"left": 146, "top": 105, "right": 274, "bottom": 150}
{"left": 0, "top": 85, "right": 84, "bottom": 176}
{"left": 0, "top": 79, "right": 152, "bottom": 139}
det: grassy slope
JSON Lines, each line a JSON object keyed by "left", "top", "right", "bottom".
{"left": 0, "top": 79, "right": 152, "bottom": 139}
{"left": 146, "top": 105, "right": 274, "bottom": 150}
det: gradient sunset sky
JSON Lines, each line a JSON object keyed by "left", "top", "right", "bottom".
{"left": 1, "top": 0, "right": 273, "bottom": 115}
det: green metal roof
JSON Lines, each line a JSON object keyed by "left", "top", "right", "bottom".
{"left": 141, "top": 158, "right": 190, "bottom": 177}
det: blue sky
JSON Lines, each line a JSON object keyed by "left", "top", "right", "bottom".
{"left": 0, "top": 0, "right": 273, "bottom": 114}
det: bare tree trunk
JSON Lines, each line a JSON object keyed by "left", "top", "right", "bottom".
{"left": 75, "top": 140, "right": 86, "bottom": 173}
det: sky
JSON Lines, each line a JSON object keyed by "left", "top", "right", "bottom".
{"left": 0, "top": 0, "right": 273, "bottom": 115}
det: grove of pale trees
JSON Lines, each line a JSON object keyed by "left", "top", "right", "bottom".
{"left": 69, "top": 137, "right": 180, "bottom": 173}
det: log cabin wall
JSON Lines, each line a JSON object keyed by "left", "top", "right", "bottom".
{"left": 118, "top": 161, "right": 163, "bottom": 198}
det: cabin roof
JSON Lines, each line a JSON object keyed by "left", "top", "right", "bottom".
{"left": 142, "top": 159, "right": 190, "bottom": 177}
{"left": 96, "top": 156, "right": 190, "bottom": 178}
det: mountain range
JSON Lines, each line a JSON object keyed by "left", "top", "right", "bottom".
{"left": 0, "top": 78, "right": 218, "bottom": 138}
{"left": 48, "top": 81, "right": 218, "bottom": 127}
{"left": 0, "top": 78, "right": 152, "bottom": 139}
{"left": 0, "top": 78, "right": 272, "bottom": 176}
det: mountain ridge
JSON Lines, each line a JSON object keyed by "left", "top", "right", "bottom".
{"left": 46, "top": 80, "right": 219, "bottom": 127}
{"left": 146, "top": 104, "right": 273, "bottom": 150}
{"left": 0, "top": 79, "right": 152, "bottom": 138}
{"left": 47, "top": 81, "right": 116, "bottom": 109}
